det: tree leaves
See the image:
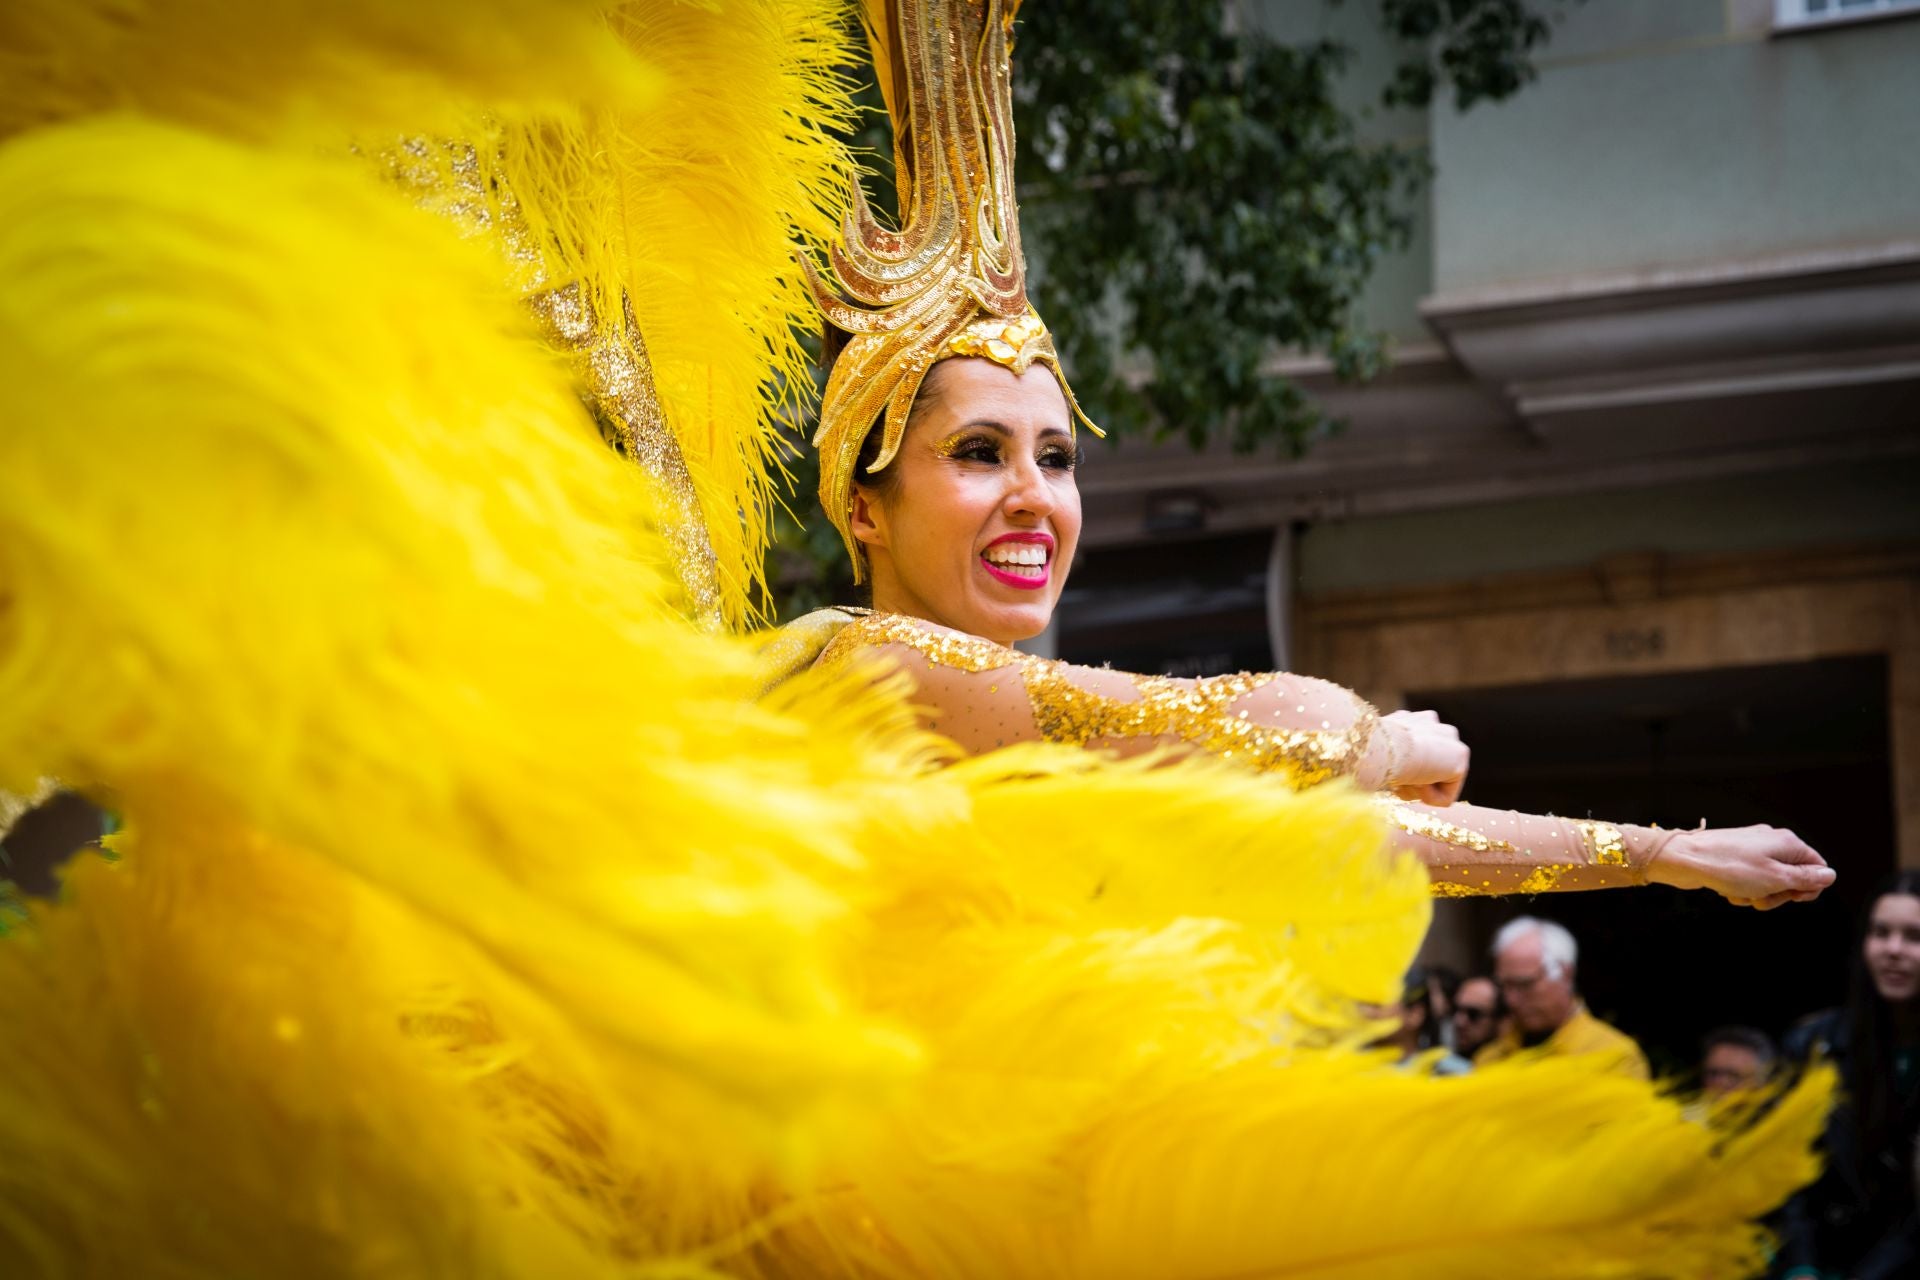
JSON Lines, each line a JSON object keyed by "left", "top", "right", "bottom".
{"left": 1012, "top": 0, "right": 1565, "bottom": 455}
{"left": 761, "top": 1, "right": 1567, "bottom": 619}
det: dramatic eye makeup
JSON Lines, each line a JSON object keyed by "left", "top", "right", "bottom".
{"left": 932, "top": 426, "right": 1078, "bottom": 471}
{"left": 933, "top": 431, "right": 1001, "bottom": 462}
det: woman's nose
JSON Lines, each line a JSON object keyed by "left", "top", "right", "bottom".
{"left": 1003, "top": 457, "right": 1055, "bottom": 518}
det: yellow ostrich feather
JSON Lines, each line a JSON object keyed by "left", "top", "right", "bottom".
{"left": 746, "top": 753, "right": 1830, "bottom": 1279}
{"left": 602, "top": 2, "right": 862, "bottom": 624}
{"left": 0, "top": 0, "right": 863, "bottom": 628}
{"left": 0, "top": 117, "right": 914, "bottom": 1129}
{"left": 0, "top": 0, "right": 659, "bottom": 144}
{"left": 0, "top": 8, "right": 1832, "bottom": 1280}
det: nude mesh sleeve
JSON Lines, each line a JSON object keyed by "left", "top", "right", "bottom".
{"left": 817, "top": 615, "right": 1681, "bottom": 898}
{"left": 816, "top": 612, "right": 1388, "bottom": 790}
{"left": 1382, "top": 799, "right": 1673, "bottom": 897}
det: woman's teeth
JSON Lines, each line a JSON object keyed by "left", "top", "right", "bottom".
{"left": 984, "top": 544, "right": 1048, "bottom": 576}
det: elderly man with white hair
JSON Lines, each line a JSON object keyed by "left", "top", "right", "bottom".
{"left": 1474, "top": 916, "right": 1650, "bottom": 1079}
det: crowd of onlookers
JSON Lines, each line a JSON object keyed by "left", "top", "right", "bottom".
{"left": 1372, "top": 875, "right": 1920, "bottom": 1280}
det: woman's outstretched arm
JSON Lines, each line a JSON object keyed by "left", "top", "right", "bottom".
{"left": 816, "top": 611, "right": 1463, "bottom": 792}
{"left": 819, "top": 612, "right": 1834, "bottom": 908}
{"left": 1385, "top": 800, "right": 1831, "bottom": 908}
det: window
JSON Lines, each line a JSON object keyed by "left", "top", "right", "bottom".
{"left": 1775, "top": 0, "right": 1920, "bottom": 30}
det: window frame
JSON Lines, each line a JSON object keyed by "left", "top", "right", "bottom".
{"left": 1773, "top": 0, "right": 1920, "bottom": 34}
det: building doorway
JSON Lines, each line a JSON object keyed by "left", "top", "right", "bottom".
{"left": 1056, "top": 530, "right": 1274, "bottom": 676}
{"left": 1417, "top": 654, "right": 1894, "bottom": 1074}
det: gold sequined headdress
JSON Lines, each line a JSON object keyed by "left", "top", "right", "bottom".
{"left": 805, "top": 0, "right": 1102, "bottom": 582}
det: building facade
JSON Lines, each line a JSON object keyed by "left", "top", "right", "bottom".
{"left": 1052, "top": 0, "right": 1920, "bottom": 1060}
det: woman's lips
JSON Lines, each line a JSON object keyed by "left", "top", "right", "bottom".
{"left": 1872, "top": 965, "right": 1919, "bottom": 993}
{"left": 980, "top": 532, "right": 1052, "bottom": 591}
{"left": 981, "top": 558, "right": 1048, "bottom": 590}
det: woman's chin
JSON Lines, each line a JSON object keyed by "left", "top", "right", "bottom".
{"left": 959, "top": 593, "right": 1054, "bottom": 645}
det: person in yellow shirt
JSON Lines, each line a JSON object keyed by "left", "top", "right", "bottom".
{"left": 1475, "top": 916, "right": 1651, "bottom": 1080}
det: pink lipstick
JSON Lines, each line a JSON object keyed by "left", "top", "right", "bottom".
{"left": 979, "top": 531, "right": 1053, "bottom": 591}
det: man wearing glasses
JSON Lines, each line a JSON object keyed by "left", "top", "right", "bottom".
{"left": 1474, "top": 916, "right": 1650, "bottom": 1080}
{"left": 1449, "top": 974, "right": 1505, "bottom": 1060}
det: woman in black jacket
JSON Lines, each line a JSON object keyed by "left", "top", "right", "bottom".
{"left": 1778, "top": 870, "right": 1920, "bottom": 1280}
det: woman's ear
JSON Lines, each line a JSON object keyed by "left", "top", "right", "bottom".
{"left": 849, "top": 486, "right": 887, "bottom": 550}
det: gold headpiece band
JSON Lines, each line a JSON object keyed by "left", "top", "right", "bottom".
{"left": 804, "top": 0, "right": 1102, "bottom": 583}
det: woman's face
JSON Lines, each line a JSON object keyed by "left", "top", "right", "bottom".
{"left": 1864, "top": 892, "right": 1920, "bottom": 1003}
{"left": 852, "top": 357, "right": 1081, "bottom": 646}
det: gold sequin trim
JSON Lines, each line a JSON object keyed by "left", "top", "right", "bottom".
{"left": 946, "top": 311, "right": 1051, "bottom": 373}
{"left": 1427, "top": 864, "right": 1578, "bottom": 899}
{"left": 819, "top": 612, "right": 1018, "bottom": 676}
{"left": 1023, "top": 664, "right": 1371, "bottom": 788}
{"left": 822, "top": 613, "right": 1371, "bottom": 785}
{"left": 1576, "top": 820, "right": 1630, "bottom": 867}
{"left": 379, "top": 139, "right": 722, "bottom": 630}
{"left": 1515, "top": 864, "right": 1577, "bottom": 894}
{"left": 1382, "top": 801, "right": 1517, "bottom": 855}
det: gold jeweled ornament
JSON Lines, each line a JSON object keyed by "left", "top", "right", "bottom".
{"left": 805, "top": 0, "right": 1102, "bottom": 582}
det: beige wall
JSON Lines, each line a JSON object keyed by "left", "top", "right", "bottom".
{"left": 1430, "top": 6, "right": 1920, "bottom": 293}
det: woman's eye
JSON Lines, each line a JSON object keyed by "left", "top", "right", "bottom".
{"left": 1039, "top": 447, "right": 1077, "bottom": 471}
{"left": 951, "top": 440, "right": 999, "bottom": 463}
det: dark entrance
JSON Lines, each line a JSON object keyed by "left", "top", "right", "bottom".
{"left": 1417, "top": 654, "right": 1895, "bottom": 1076}
{"left": 1057, "top": 531, "right": 1274, "bottom": 676}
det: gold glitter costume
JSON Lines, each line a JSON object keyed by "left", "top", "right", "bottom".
{"left": 1383, "top": 804, "right": 1660, "bottom": 897}
{"left": 814, "top": 611, "right": 1671, "bottom": 896}
{"left": 0, "top": 3, "right": 1833, "bottom": 1279}
{"left": 817, "top": 610, "right": 1380, "bottom": 789}
{"left": 795, "top": 0, "right": 1672, "bottom": 900}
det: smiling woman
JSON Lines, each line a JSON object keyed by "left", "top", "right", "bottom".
{"left": 1777, "top": 871, "right": 1920, "bottom": 1277}
{"left": 780, "top": 0, "right": 1835, "bottom": 917}
{"left": 849, "top": 358, "right": 1079, "bottom": 645}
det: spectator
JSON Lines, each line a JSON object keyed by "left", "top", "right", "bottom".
{"left": 1474, "top": 916, "right": 1649, "bottom": 1080}
{"left": 1450, "top": 974, "right": 1504, "bottom": 1060}
{"left": 1426, "top": 964, "right": 1463, "bottom": 1049}
{"left": 1368, "top": 965, "right": 1471, "bottom": 1076}
{"left": 1776, "top": 871, "right": 1920, "bottom": 1280}
{"left": 1701, "top": 1026, "right": 1776, "bottom": 1098}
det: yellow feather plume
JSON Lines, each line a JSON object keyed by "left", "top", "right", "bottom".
{"left": 0, "top": 0, "right": 659, "bottom": 144}
{"left": 0, "top": 6, "right": 1831, "bottom": 1279}
{"left": 0, "top": 0, "right": 863, "bottom": 628}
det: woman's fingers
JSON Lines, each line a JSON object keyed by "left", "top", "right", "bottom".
{"left": 1379, "top": 710, "right": 1470, "bottom": 791}
{"left": 1391, "top": 778, "right": 1466, "bottom": 807}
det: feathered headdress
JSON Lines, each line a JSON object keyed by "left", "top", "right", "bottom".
{"left": 805, "top": 0, "right": 1102, "bottom": 582}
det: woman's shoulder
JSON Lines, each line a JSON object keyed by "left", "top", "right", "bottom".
{"left": 815, "top": 610, "right": 1021, "bottom": 677}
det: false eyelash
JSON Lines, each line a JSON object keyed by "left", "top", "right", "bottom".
{"left": 936, "top": 433, "right": 999, "bottom": 461}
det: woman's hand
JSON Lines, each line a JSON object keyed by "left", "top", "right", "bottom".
{"left": 1646, "top": 825, "right": 1835, "bottom": 909}
{"left": 1382, "top": 709, "right": 1469, "bottom": 806}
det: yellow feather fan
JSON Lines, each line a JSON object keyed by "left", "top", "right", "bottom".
{"left": 0, "top": 0, "right": 862, "bottom": 628}
{"left": 0, "top": 5, "right": 1830, "bottom": 1279}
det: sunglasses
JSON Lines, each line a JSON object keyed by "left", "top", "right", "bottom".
{"left": 1454, "top": 1006, "right": 1497, "bottom": 1022}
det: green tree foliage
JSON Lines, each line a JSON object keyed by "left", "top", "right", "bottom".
{"left": 1016, "top": 0, "right": 1562, "bottom": 454}
{"left": 762, "top": 0, "right": 1568, "bottom": 620}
